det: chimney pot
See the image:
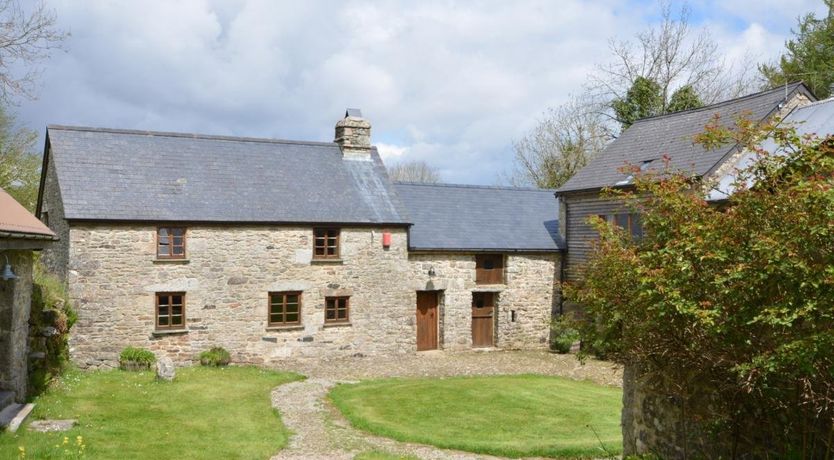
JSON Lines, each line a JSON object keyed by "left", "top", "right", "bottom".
{"left": 335, "top": 108, "right": 372, "bottom": 159}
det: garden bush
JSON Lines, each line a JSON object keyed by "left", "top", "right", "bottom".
{"left": 119, "top": 346, "right": 156, "bottom": 371}
{"left": 569, "top": 118, "right": 834, "bottom": 456}
{"left": 550, "top": 314, "right": 580, "bottom": 354}
{"left": 28, "top": 261, "right": 78, "bottom": 395}
{"left": 199, "top": 346, "right": 231, "bottom": 367}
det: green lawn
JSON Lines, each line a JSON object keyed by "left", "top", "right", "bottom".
{"left": 330, "top": 374, "right": 622, "bottom": 458}
{"left": 0, "top": 366, "right": 302, "bottom": 459}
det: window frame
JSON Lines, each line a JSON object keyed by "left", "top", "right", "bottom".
{"left": 475, "top": 254, "right": 505, "bottom": 285}
{"left": 312, "top": 227, "right": 340, "bottom": 259}
{"left": 268, "top": 291, "right": 303, "bottom": 327}
{"left": 156, "top": 226, "right": 187, "bottom": 259}
{"left": 599, "top": 213, "right": 642, "bottom": 240}
{"left": 324, "top": 296, "right": 350, "bottom": 324}
{"left": 155, "top": 292, "right": 186, "bottom": 330}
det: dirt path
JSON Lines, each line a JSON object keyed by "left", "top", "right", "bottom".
{"left": 269, "top": 350, "right": 622, "bottom": 460}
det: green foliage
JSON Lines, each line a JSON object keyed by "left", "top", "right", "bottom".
{"left": 612, "top": 78, "right": 705, "bottom": 130}
{"left": 666, "top": 85, "right": 702, "bottom": 113}
{"left": 199, "top": 346, "right": 231, "bottom": 367}
{"left": 550, "top": 314, "right": 580, "bottom": 354}
{"left": 118, "top": 347, "right": 156, "bottom": 368}
{"left": 0, "top": 107, "right": 40, "bottom": 211}
{"left": 28, "top": 259, "right": 77, "bottom": 396}
{"left": 569, "top": 118, "right": 834, "bottom": 455}
{"left": 760, "top": 2, "right": 834, "bottom": 99}
{"left": 1, "top": 367, "right": 303, "bottom": 459}
{"left": 330, "top": 375, "right": 622, "bottom": 458}
{"left": 611, "top": 76, "right": 665, "bottom": 129}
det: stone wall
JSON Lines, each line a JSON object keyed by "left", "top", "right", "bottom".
{"left": 0, "top": 250, "right": 34, "bottom": 402}
{"left": 63, "top": 223, "right": 559, "bottom": 367}
{"left": 39, "top": 154, "right": 70, "bottom": 280}
{"left": 407, "top": 252, "right": 558, "bottom": 350}
{"left": 67, "top": 224, "right": 415, "bottom": 368}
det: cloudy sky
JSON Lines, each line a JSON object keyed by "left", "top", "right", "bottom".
{"left": 16, "top": 0, "right": 828, "bottom": 184}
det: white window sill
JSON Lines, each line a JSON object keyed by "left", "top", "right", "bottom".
{"left": 152, "top": 329, "right": 188, "bottom": 335}
{"left": 265, "top": 325, "right": 304, "bottom": 332}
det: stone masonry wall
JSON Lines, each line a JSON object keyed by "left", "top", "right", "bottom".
{"left": 407, "top": 253, "right": 558, "bottom": 350}
{"left": 0, "top": 250, "right": 34, "bottom": 402}
{"left": 67, "top": 224, "right": 414, "bottom": 368}
{"left": 39, "top": 154, "right": 70, "bottom": 281}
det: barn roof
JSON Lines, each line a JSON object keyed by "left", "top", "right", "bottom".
{"left": 559, "top": 82, "right": 815, "bottom": 193}
{"left": 395, "top": 182, "right": 563, "bottom": 252}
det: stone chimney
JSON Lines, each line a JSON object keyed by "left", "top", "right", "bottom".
{"left": 335, "top": 108, "right": 371, "bottom": 159}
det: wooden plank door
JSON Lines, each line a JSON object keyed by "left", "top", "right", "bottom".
{"left": 471, "top": 292, "right": 495, "bottom": 347}
{"left": 416, "top": 291, "right": 438, "bottom": 351}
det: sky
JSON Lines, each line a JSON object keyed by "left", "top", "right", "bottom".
{"left": 15, "top": 0, "right": 829, "bottom": 185}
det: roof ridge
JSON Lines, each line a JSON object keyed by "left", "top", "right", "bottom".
{"left": 631, "top": 82, "right": 806, "bottom": 125}
{"left": 46, "top": 124, "right": 338, "bottom": 148}
{"left": 394, "top": 181, "right": 556, "bottom": 192}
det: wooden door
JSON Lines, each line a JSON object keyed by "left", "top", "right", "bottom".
{"left": 416, "top": 291, "right": 438, "bottom": 351}
{"left": 471, "top": 292, "right": 495, "bottom": 347}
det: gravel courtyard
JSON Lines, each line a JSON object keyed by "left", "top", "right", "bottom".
{"left": 269, "top": 350, "right": 622, "bottom": 460}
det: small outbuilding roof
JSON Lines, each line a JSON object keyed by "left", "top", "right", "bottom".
{"left": 0, "top": 188, "right": 56, "bottom": 240}
{"left": 558, "top": 82, "right": 816, "bottom": 193}
{"left": 394, "top": 182, "right": 563, "bottom": 252}
{"left": 42, "top": 125, "right": 409, "bottom": 225}
{"left": 708, "top": 96, "right": 834, "bottom": 201}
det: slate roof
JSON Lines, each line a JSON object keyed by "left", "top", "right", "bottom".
{"left": 0, "top": 188, "right": 56, "bottom": 240}
{"left": 558, "top": 83, "right": 815, "bottom": 193}
{"left": 394, "top": 182, "right": 563, "bottom": 252}
{"left": 44, "top": 126, "right": 409, "bottom": 224}
{"left": 708, "top": 96, "right": 834, "bottom": 201}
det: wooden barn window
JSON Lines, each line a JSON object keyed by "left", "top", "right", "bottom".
{"left": 269, "top": 292, "right": 302, "bottom": 326}
{"left": 600, "top": 213, "right": 642, "bottom": 240}
{"left": 157, "top": 227, "right": 187, "bottom": 258}
{"left": 475, "top": 254, "right": 505, "bottom": 284}
{"left": 156, "top": 292, "right": 185, "bottom": 330}
{"left": 325, "top": 297, "right": 350, "bottom": 324}
{"left": 313, "top": 228, "right": 340, "bottom": 259}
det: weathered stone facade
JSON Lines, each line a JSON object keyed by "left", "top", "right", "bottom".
{"left": 0, "top": 250, "right": 34, "bottom": 402}
{"left": 65, "top": 224, "right": 416, "bottom": 367}
{"left": 39, "top": 157, "right": 70, "bottom": 280}
{"left": 48, "top": 222, "right": 559, "bottom": 367}
{"left": 407, "top": 252, "right": 558, "bottom": 350}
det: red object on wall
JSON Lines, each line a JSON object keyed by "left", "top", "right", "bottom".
{"left": 382, "top": 232, "right": 392, "bottom": 248}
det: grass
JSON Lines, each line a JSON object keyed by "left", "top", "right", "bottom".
{"left": 0, "top": 366, "right": 302, "bottom": 459}
{"left": 330, "top": 374, "right": 622, "bottom": 459}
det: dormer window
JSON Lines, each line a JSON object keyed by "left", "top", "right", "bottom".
{"left": 313, "top": 228, "right": 340, "bottom": 259}
{"left": 157, "top": 227, "right": 186, "bottom": 259}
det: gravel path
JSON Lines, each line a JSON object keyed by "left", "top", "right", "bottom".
{"left": 270, "top": 350, "right": 622, "bottom": 460}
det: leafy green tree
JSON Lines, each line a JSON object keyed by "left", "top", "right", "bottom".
{"left": 612, "top": 78, "right": 703, "bottom": 129}
{"left": 568, "top": 118, "right": 834, "bottom": 455}
{"left": 666, "top": 84, "right": 702, "bottom": 113}
{"left": 0, "top": 107, "right": 39, "bottom": 211}
{"left": 760, "top": 1, "right": 834, "bottom": 98}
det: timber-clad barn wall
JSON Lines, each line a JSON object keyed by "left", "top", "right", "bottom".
{"left": 562, "top": 191, "right": 630, "bottom": 283}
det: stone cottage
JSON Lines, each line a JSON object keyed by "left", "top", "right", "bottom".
{"left": 0, "top": 188, "right": 56, "bottom": 406}
{"left": 37, "top": 110, "right": 563, "bottom": 368}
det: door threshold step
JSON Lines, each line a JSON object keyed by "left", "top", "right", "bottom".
{"left": 0, "top": 403, "right": 34, "bottom": 433}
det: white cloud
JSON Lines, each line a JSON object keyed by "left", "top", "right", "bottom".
{"left": 16, "top": 0, "right": 816, "bottom": 184}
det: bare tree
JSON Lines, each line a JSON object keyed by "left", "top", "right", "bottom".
{"left": 510, "top": 95, "right": 611, "bottom": 189}
{"left": 590, "top": 1, "right": 756, "bottom": 113}
{"left": 0, "top": 1, "right": 66, "bottom": 103}
{"left": 387, "top": 160, "right": 442, "bottom": 183}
